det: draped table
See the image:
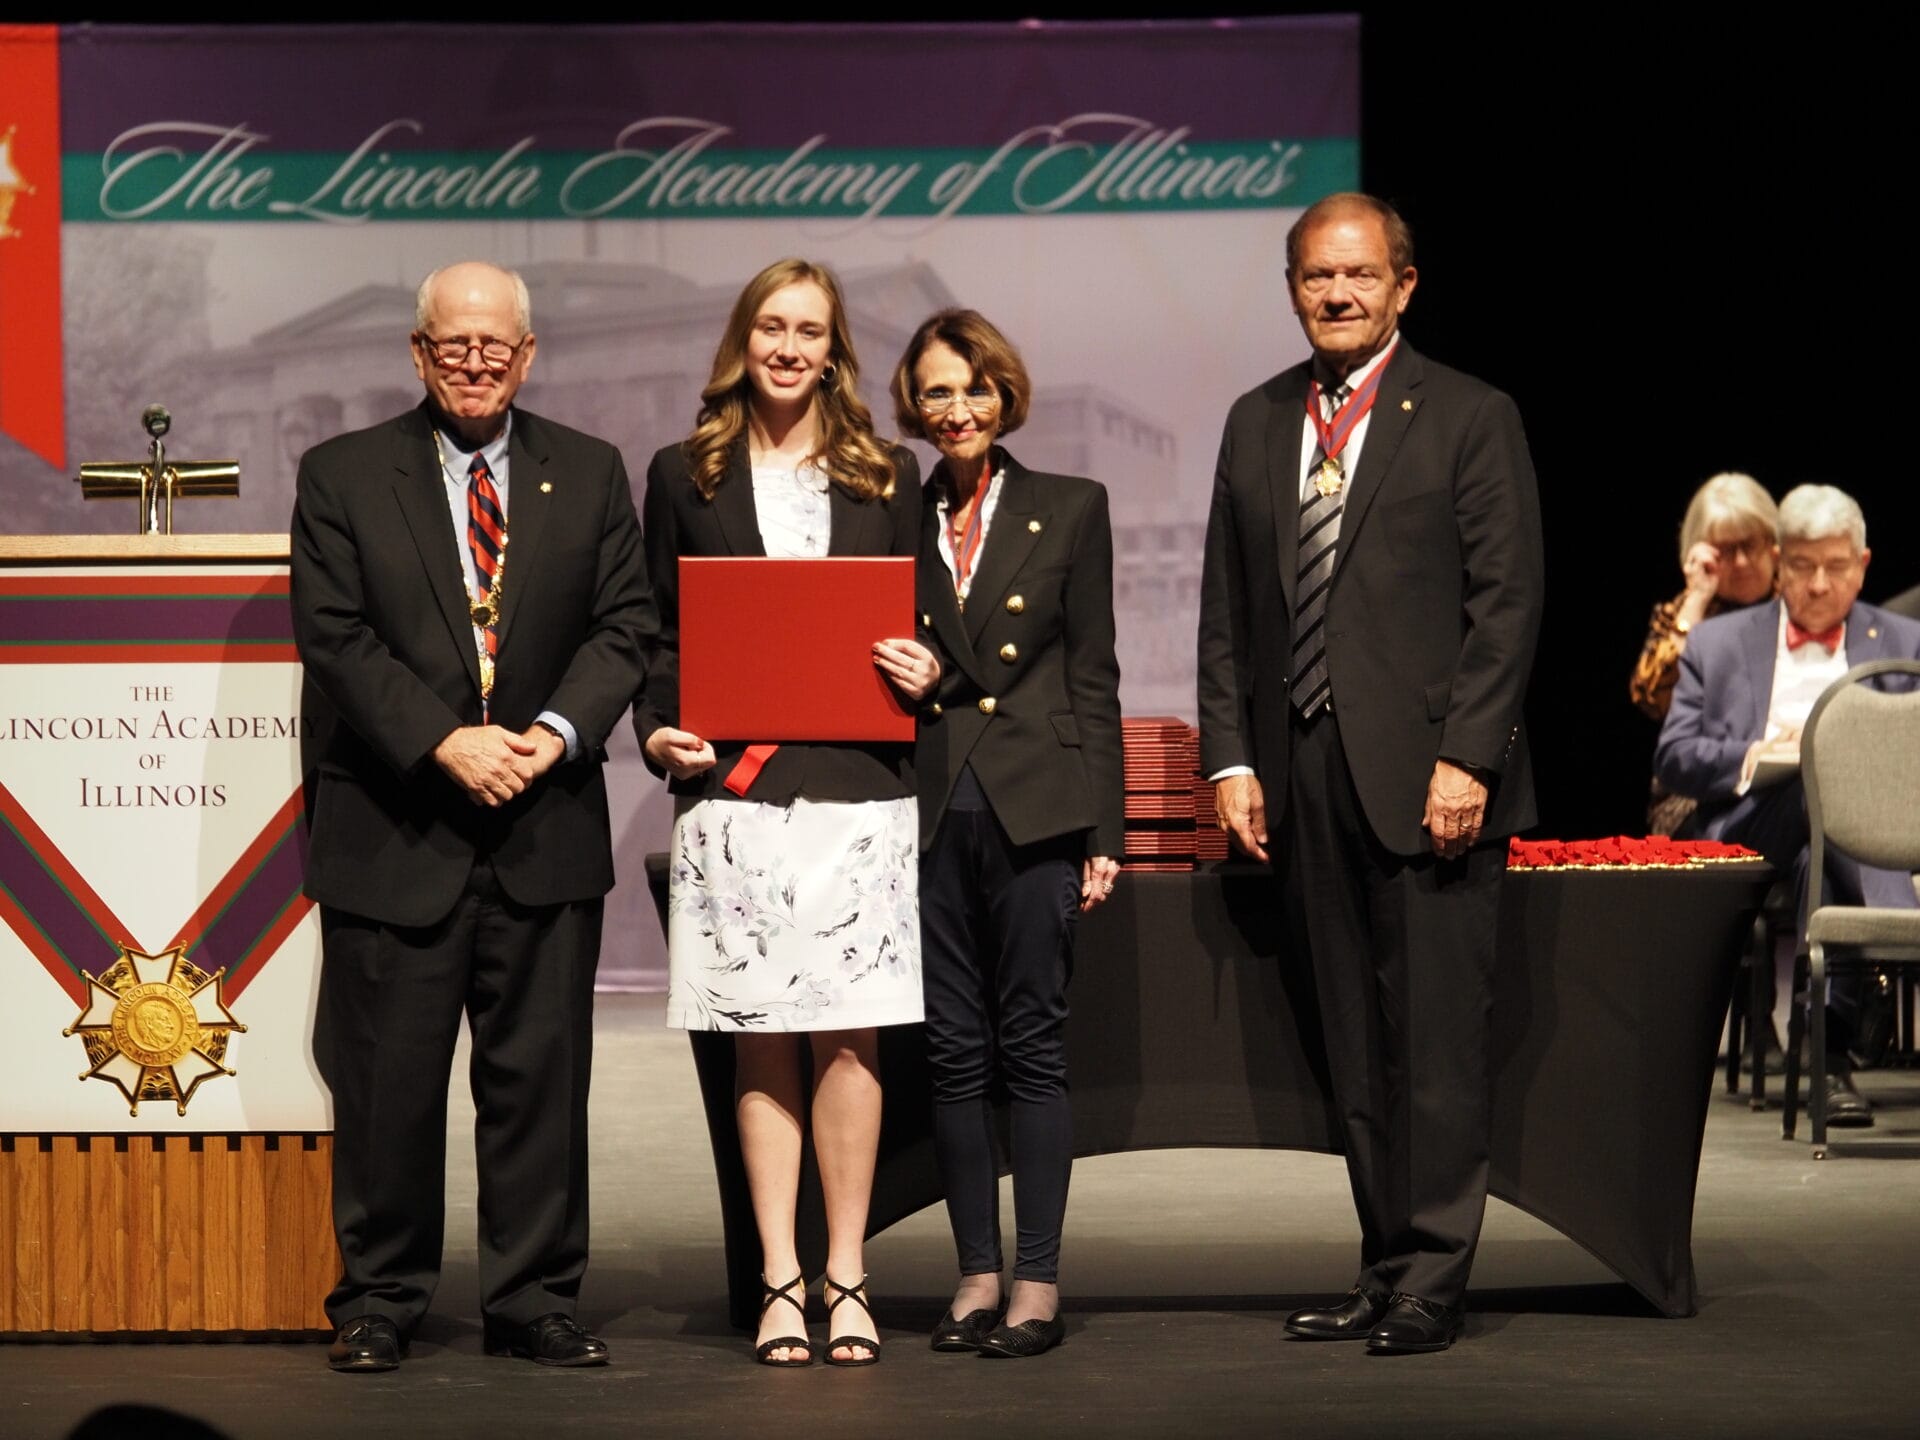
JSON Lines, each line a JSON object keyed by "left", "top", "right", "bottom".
{"left": 650, "top": 856, "right": 1773, "bottom": 1326}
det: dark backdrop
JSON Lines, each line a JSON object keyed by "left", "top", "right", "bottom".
{"left": 1350, "top": 11, "right": 1907, "bottom": 840}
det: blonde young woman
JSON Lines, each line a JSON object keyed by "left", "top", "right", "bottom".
{"left": 633, "top": 259, "right": 939, "bottom": 1366}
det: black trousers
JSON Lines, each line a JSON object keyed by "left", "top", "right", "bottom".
{"left": 920, "top": 770, "right": 1080, "bottom": 1284}
{"left": 1676, "top": 775, "right": 1904, "bottom": 1046}
{"left": 1280, "top": 708, "right": 1502, "bottom": 1308}
{"left": 314, "top": 856, "right": 602, "bottom": 1335}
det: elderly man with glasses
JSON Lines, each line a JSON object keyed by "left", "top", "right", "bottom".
{"left": 291, "top": 261, "right": 656, "bottom": 1371}
{"left": 1657, "top": 483, "right": 1920, "bottom": 1126}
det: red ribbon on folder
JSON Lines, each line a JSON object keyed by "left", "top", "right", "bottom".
{"left": 724, "top": 743, "right": 777, "bottom": 796}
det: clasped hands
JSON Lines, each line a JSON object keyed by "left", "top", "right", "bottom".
{"left": 435, "top": 723, "right": 567, "bottom": 808}
{"left": 1213, "top": 758, "right": 1489, "bottom": 863}
{"left": 644, "top": 637, "right": 941, "bottom": 782}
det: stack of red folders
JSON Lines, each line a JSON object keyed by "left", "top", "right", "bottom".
{"left": 1193, "top": 769, "right": 1230, "bottom": 864}
{"left": 1120, "top": 717, "right": 1227, "bottom": 871}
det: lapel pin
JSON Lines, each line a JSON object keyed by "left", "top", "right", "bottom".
{"left": 540, "top": 481, "right": 553, "bottom": 493}
{"left": 1028, "top": 519, "right": 1042, "bottom": 533}
{"left": 1869, "top": 626, "right": 1880, "bottom": 639}
{"left": 1400, "top": 399, "right": 1413, "bottom": 411}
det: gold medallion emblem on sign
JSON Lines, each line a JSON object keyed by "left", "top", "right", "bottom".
{"left": 63, "top": 944, "right": 246, "bottom": 1116}
{"left": 0, "top": 125, "right": 34, "bottom": 240}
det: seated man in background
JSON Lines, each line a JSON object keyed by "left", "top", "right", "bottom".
{"left": 1656, "top": 483, "right": 1920, "bottom": 1126}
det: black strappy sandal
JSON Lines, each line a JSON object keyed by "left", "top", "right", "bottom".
{"left": 821, "top": 1275, "right": 881, "bottom": 1367}
{"left": 755, "top": 1274, "right": 812, "bottom": 1367}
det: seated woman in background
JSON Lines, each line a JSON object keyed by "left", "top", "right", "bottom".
{"left": 1630, "top": 471, "right": 1778, "bottom": 833}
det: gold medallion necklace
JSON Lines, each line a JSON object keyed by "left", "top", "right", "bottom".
{"left": 435, "top": 428, "right": 508, "bottom": 704}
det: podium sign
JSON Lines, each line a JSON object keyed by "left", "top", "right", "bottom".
{"left": 1, "top": 536, "right": 333, "bottom": 1335}
{"left": 0, "top": 550, "right": 326, "bottom": 1129}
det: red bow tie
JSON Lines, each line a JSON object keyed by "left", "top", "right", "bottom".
{"left": 1786, "top": 620, "right": 1844, "bottom": 653}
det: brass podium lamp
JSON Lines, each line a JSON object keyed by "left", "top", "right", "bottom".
{"left": 76, "top": 404, "right": 239, "bottom": 533}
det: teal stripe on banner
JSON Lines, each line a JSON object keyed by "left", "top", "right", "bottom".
{"left": 62, "top": 138, "right": 1358, "bottom": 223}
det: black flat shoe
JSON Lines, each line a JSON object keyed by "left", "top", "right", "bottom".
{"left": 978, "top": 1315, "right": 1065, "bottom": 1357}
{"left": 1366, "top": 1294, "right": 1463, "bottom": 1354}
{"left": 328, "top": 1315, "right": 403, "bottom": 1373}
{"left": 754, "top": 1274, "right": 813, "bottom": 1367}
{"left": 484, "top": 1312, "right": 609, "bottom": 1367}
{"left": 930, "top": 1306, "right": 1002, "bottom": 1352}
{"left": 822, "top": 1274, "right": 881, "bottom": 1366}
{"left": 1284, "top": 1286, "right": 1390, "bottom": 1340}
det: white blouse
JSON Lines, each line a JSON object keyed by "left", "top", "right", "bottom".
{"left": 750, "top": 461, "right": 831, "bottom": 560}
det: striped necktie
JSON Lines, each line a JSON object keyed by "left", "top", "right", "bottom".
{"left": 1290, "top": 384, "right": 1345, "bottom": 717}
{"left": 467, "top": 452, "right": 505, "bottom": 671}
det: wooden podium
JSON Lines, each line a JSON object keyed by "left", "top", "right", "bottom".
{"left": 0, "top": 535, "right": 334, "bottom": 1336}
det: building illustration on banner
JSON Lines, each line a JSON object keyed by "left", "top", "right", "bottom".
{"left": 188, "top": 256, "right": 1199, "bottom": 719}
{"left": 161, "top": 255, "right": 1199, "bottom": 989}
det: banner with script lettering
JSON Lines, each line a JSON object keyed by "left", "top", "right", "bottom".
{"left": 0, "top": 20, "right": 1358, "bottom": 985}
{"left": 0, "top": 562, "right": 326, "bottom": 1130}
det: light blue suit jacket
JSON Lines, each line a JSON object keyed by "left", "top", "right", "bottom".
{"left": 1658, "top": 596, "right": 1920, "bottom": 960}
{"left": 1656, "top": 597, "right": 1920, "bottom": 815}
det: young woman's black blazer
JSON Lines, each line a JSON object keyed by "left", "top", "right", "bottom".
{"left": 633, "top": 440, "right": 922, "bottom": 803}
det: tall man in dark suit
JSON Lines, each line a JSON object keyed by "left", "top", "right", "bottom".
{"left": 1657, "top": 484, "right": 1920, "bottom": 1126}
{"left": 1197, "top": 193, "right": 1543, "bottom": 1353}
{"left": 292, "top": 261, "right": 655, "bottom": 1372}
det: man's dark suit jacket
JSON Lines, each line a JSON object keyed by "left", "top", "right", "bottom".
{"left": 632, "top": 441, "right": 921, "bottom": 804}
{"left": 291, "top": 403, "right": 656, "bottom": 928}
{"left": 915, "top": 450, "right": 1125, "bottom": 858}
{"left": 1197, "top": 341, "right": 1543, "bottom": 854}
{"left": 1655, "top": 597, "right": 1920, "bottom": 822}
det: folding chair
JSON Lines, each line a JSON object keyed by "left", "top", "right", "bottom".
{"left": 1781, "top": 659, "right": 1920, "bottom": 1156}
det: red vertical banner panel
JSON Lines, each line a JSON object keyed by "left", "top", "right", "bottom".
{"left": 0, "top": 25, "right": 65, "bottom": 469}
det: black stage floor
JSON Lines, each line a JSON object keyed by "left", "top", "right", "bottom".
{"left": 4, "top": 995, "right": 1916, "bottom": 1439}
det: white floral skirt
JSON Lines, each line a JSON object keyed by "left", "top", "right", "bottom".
{"left": 665, "top": 794, "right": 923, "bottom": 1032}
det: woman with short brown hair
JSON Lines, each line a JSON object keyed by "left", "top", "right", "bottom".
{"left": 895, "top": 308, "right": 1123, "bottom": 1358}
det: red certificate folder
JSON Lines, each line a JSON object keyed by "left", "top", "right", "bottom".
{"left": 679, "top": 557, "right": 916, "bottom": 742}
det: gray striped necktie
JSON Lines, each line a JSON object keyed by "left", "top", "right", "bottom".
{"left": 1291, "top": 384, "right": 1346, "bottom": 717}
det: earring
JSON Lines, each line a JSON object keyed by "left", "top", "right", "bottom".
{"left": 820, "top": 363, "right": 838, "bottom": 386}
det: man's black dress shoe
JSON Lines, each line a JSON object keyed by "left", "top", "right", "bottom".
{"left": 978, "top": 1315, "right": 1065, "bottom": 1357}
{"left": 328, "top": 1315, "right": 403, "bottom": 1373}
{"left": 1824, "top": 1067, "right": 1875, "bottom": 1128}
{"left": 1366, "top": 1294, "right": 1463, "bottom": 1354}
{"left": 483, "top": 1313, "right": 610, "bottom": 1367}
{"left": 1284, "top": 1287, "right": 1390, "bottom": 1340}
{"left": 930, "top": 1306, "right": 1002, "bottom": 1352}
